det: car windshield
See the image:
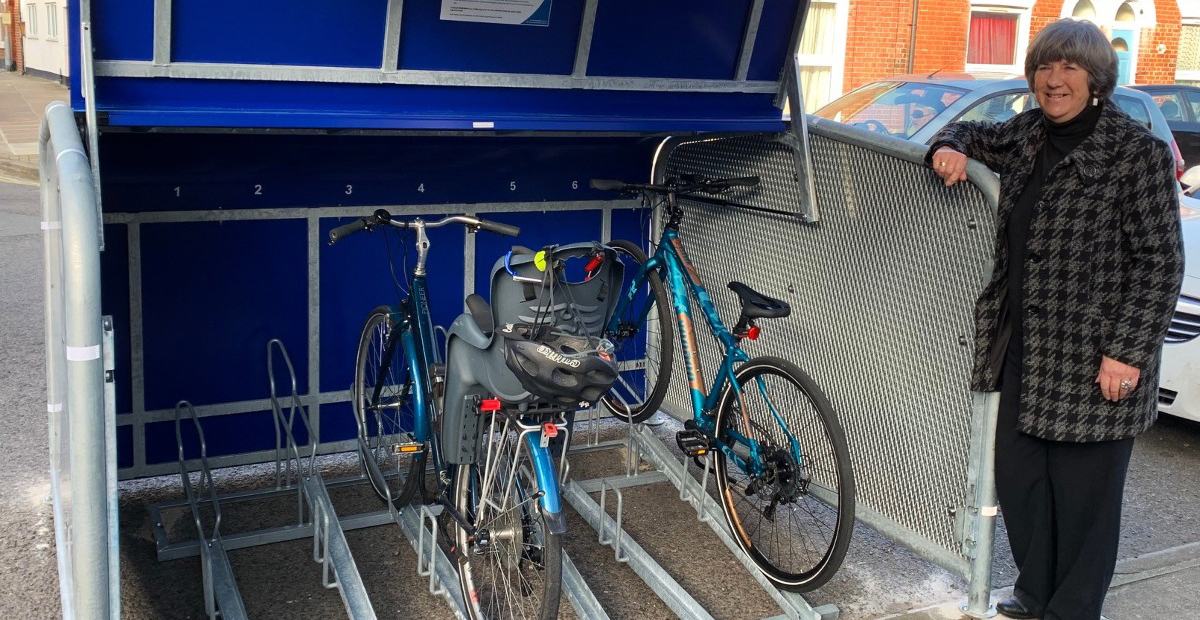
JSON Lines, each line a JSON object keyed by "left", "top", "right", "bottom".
{"left": 815, "top": 82, "right": 967, "bottom": 139}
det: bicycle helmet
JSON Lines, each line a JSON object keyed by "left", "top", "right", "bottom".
{"left": 499, "top": 323, "right": 618, "bottom": 407}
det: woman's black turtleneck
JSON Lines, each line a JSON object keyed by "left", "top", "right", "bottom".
{"left": 1005, "top": 99, "right": 1104, "bottom": 352}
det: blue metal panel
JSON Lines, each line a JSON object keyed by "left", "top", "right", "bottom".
{"left": 588, "top": 0, "right": 753, "bottom": 79}
{"left": 92, "top": 78, "right": 787, "bottom": 131}
{"left": 399, "top": 1, "right": 583, "bottom": 74}
{"left": 100, "top": 224, "right": 132, "bottom": 415}
{"left": 319, "top": 402, "right": 357, "bottom": 444}
{"left": 146, "top": 410, "right": 302, "bottom": 465}
{"left": 473, "top": 210, "right": 604, "bottom": 302}
{"left": 610, "top": 206, "right": 654, "bottom": 245}
{"left": 117, "top": 425, "right": 134, "bottom": 469}
{"left": 92, "top": 0, "right": 154, "bottom": 61}
{"left": 99, "top": 133, "right": 659, "bottom": 210}
{"left": 318, "top": 216, "right": 467, "bottom": 393}
{"left": 171, "top": 0, "right": 388, "bottom": 67}
{"left": 140, "top": 220, "right": 309, "bottom": 411}
{"left": 748, "top": 0, "right": 805, "bottom": 81}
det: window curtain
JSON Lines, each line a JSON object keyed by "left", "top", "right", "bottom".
{"left": 967, "top": 13, "right": 1017, "bottom": 65}
{"left": 797, "top": 2, "right": 838, "bottom": 112}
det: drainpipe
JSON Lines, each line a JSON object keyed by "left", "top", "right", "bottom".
{"left": 3, "top": 4, "right": 12, "bottom": 71}
{"left": 908, "top": 0, "right": 919, "bottom": 73}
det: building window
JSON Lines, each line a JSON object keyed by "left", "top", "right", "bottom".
{"left": 967, "top": 12, "right": 1019, "bottom": 65}
{"left": 45, "top": 3, "right": 56, "bottom": 39}
{"left": 1180, "top": 24, "right": 1200, "bottom": 84}
{"left": 796, "top": 0, "right": 848, "bottom": 113}
{"left": 965, "top": 2, "right": 1033, "bottom": 74}
{"left": 25, "top": 3, "right": 36, "bottom": 37}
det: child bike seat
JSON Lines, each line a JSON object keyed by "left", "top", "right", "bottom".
{"left": 728, "top": 281, "right": 790, "bottom": 319}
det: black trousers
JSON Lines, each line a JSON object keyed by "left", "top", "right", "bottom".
{"left": 996, "top": 327, "right": 1134, "bottom": 620}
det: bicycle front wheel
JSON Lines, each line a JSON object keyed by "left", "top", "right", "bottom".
{"left": 713, "top": 356, "right": 855, "bottom": 592}
{"left": 600, "top": 239, "right": 674, "bottom": 423}
{"left": 454, "top": 415, "right": 562, "bottom": 620}
{"left": 354, "top": 305, "right": 424, "bottom": 508}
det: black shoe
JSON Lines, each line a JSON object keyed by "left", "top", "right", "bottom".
{"left": 995, "top": 597, "right": 1038, "bottom": 619}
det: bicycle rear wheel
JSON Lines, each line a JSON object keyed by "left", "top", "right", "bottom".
{"left": 713, "top": 356, "right": 855, "bottom": 592}
{"left": 600, "top": 239, "right": 674, "bottom": 423}
{"left": 454, "top": 413, "right": 562, "bottom": 620}
{"left": 354, "top": 305, "right": 424, "bottom": 508}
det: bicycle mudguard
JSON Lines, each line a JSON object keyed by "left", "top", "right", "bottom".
{"left": 524, "top": 434, "right": 566, "bottom": 533}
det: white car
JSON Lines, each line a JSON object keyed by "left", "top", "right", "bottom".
{"left": 1159, "top": 195, "right": 1200, "bottom": 422}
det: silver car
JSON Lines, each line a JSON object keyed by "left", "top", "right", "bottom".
{"left": 816, "top": 74, "right": 1200, "bottom": 422}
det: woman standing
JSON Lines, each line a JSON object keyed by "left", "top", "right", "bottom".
{"left": 928, "top": 19, "right": 1183, "bottom": 620}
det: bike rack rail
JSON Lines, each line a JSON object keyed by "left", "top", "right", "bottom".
{"left": 563, "top": 411, "right": 841, "bottom": 620}
{"left": 174, "top": 401, "right": 249, "bottom": 620}
{"left": 153, "top": 339, "right": 611, "bottom": 619}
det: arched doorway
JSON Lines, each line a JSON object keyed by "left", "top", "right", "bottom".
{"left": 1071, "top": 0, "right": 1097, "bottom": 19}
{"left": 1111, "top": 2, "right": 1138, "bottom": 85}
{"left": 1112, "top": 36, "right": 1132, "bottom": 84}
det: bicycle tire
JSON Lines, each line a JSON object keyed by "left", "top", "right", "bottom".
{"left": 600, "top": 239, "right": 674, "bottom": 423}
{"left": 713, "top": 356, "right": 855, "bottom": 592}
{"left": 353, "top": 305, "right": 424, "bottom": 508}
{"left": 453, "top": 418, "right": 562, "bottom": 620}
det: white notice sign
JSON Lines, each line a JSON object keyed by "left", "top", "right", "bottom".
{"left": 440, "top": 0, "right": 552, "bottom": 26}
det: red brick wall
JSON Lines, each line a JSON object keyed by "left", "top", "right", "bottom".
{"left": 1134, "top": 0, "right": 1181, "bottom": 84}
{"left": 911, "top": 0, "right": 970, "bottom": 74}
{"left": 844, "top": 0, "right": 1183, "bottom": 93}
{"left": 844, "top": 0, "right": 916, "bottom": 92}
{"left": 842, "top": 0, "right": 1000, "bottom": 93}
{"left": 1030, "top": 0, "right": 1066, "bottom": 46}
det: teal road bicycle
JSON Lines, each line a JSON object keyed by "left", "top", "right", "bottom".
{"left": 593, "top": 175, "right": 857, "bottom": 591}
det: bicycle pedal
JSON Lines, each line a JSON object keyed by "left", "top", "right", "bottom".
{"left": 675, "top": 429, "right": 711, "bottom": 458}
{"left": 391, "top": 440, "right": 425, "bottom": 455}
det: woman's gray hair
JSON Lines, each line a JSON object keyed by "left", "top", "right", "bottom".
{"left": 1024, "top": 19, "right": 1118, "bottom": 99}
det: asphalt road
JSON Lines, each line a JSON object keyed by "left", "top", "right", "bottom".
{"left": 2, "top": 178, "right": 1199, "bottom": 619}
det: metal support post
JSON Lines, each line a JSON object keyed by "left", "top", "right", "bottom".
{"left": 961, "top": 391, "right": 1000, "bottom": 618}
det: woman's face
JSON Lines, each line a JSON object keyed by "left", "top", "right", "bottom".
{"left": 1034, "top": 59, "right": 1092, "bottom": 123}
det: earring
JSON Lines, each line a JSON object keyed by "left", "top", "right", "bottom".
{"left": 1092, "top": 95, "right": 1100, "bottom": 106}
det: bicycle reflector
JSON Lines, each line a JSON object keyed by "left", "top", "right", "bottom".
{"left": 480, "top": 398, "right": 502, "bottom": 412}
{"left": 747, "top": 325, "right": 761, "bottom": 340}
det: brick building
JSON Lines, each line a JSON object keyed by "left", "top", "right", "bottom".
{"left": 798, "top": 0, "right": 1200, "bottom": 111}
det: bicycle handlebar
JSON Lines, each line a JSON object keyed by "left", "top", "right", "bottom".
{"left": 589, "top": 175, "right": 760, "bottom": 196}
{"left": 328, "top": 210, "right": 521, "bottom": 244}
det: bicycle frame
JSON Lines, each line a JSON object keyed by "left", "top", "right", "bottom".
{"left": 610, "top": 227, "right": 806, "bottom": 478}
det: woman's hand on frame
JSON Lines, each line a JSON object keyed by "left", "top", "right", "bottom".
{"left": 1096, "top": 355, "right": 1141, "bottom": 402}
{"left": 930, "top": 146, "right": 969, "bottom": 187}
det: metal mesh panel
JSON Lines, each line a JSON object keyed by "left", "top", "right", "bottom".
{"left": 653, "top": 131, "right": 998, "bottom": 571}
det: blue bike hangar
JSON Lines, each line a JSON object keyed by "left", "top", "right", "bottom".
{"left": 72, "top": 0, "right": 820, "bottom": 477}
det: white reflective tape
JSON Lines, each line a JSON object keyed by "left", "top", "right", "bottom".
{"left": 472, "top": 121, "right": 495, "bottom": 129}
{"left": 66, "top": 345, "right": 101, "bottom": 361}
{"left": 982, "top": 506, "right": 998, "bottom": 517}
{"left": 41, "top": 221, "right": 62, "bottom": 230}
{"left": 55, "top": 148, "right": 86, "bottom": 164}
{"left": 47, "top": 403, "right": 63, "bottom": 413}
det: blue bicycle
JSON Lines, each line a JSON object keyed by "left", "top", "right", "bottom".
{"left": 593, "top": 176, "right": 856, "bottom": 591}
{"left": 332, "top": 212, "right": 621, "bottom": 620}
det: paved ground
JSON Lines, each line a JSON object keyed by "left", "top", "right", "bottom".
{"left": 0, "top": 69, "right": 64, "bottom": 183}
{"left": 3, "top": 69, "right": 1200, "bottom": 619}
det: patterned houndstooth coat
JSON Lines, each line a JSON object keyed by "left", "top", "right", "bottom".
{"left": 930, "top": 102, "right": 1183, "bottom": 442}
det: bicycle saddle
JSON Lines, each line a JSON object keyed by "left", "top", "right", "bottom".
{"left": 728, "top": 281, "right": 790, "bottom": 319}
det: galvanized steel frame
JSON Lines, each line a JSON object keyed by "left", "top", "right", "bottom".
{"left": 108, "top": 199, "right": 635, "bottom": 480}
{"left": 42, "top": 100, "right": 116, "bottom": 620}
